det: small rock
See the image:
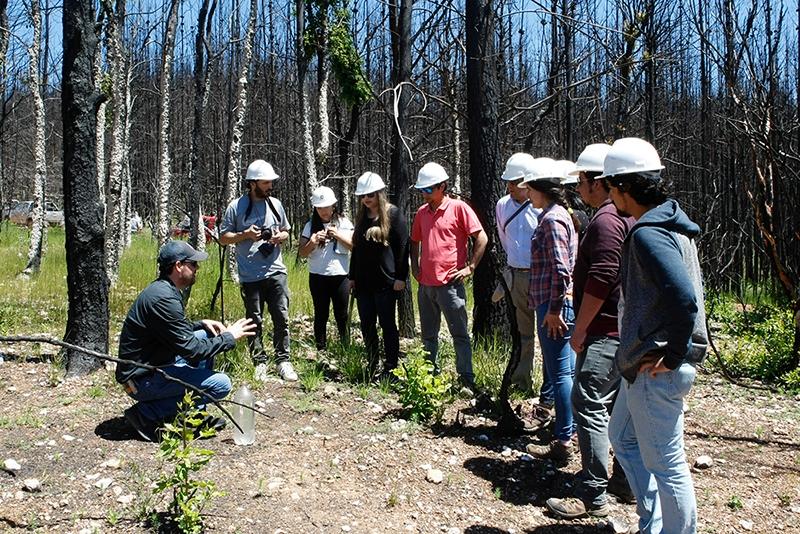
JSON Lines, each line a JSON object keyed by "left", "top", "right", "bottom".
{"left": 291, "top": 492, "right": 300, "bottom": 500}
{"left": 117, "top": 494, "right": 134, "bottom": 505}
{"left": 4, "top": 459, "right": 21, "bottom": 473}
{"left": 298, "top": 426, "right": 315, "bottom": 434}
{"left": 740, "top": 519, "right": 753, "bottom": 531}
{"left": 23, "top": 479, "right": 41, "bottom": 492}
{"left": 323, "top": 385, "right": 337, "bottom": 396}
{"left": 112, "top": 486, "right": 124, "bottom": 496}
{"left": 601, "top": 517, "right": 634, "bottom": 534}
{"left": 426, "top": 468, "right": 444, "bottom": 484}
{"left": 62, "top": 435, "right": 76, "bottom": 442}
{"left": 694, "top": 455, "right": 713, "bottom": 469}
{"left": 94, "top": 478, "right": 113, "bottom": 490}
{"left": 341, "top": 526, "right": 351, "bottom": 532}
{"left": 390, "top": 419, "right": 408, "bottom": 432}
{"left": 15, "top": 491, "right": 24, "bottom": 500}
{"left": 477, "top": 434, "right": 489, "bottom": 442}
{"left": 331, "top": 457, "right": 340, "bottom": 466}
{"left": 101, "top": 458, "right": 121, "bottom": 469}
{"left": 446, "top": 528, "right": 461, "bottom": 534}
{"left": 500, "top": 447, "right": 512, "bottom": 457}
{"left": 519, "top": 453, "right": 534, "bottom": 462}
{"left": 267, "top": 478, "right": 284, "bottom": 491}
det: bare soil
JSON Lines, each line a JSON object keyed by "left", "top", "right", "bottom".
{"left": 1, "top": 353, "right": 799, "bottom": 534}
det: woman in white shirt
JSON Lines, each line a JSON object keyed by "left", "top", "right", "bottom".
{"left": 298, "top": 186, "right": 354, "bottom": 350}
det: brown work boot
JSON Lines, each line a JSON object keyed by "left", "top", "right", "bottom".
{"left": 546, "top": 497, "right": 610, "bottom": 519}
{"left": 608, "top": 473, "right": 636, "bottom": 504}
{"left": 526, "top": 440, "right": 574, "bottom": 462}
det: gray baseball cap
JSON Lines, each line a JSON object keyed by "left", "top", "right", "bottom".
{"left": 157, "top": 240, "right": 209, "bottom": 266}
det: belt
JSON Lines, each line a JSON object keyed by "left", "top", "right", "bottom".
{"left": 123, "top": 380, "right": 138, "bottom": 395}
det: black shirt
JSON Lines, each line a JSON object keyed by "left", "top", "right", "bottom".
{"left": 115, "top": 278, "right": 235, "bottom": 383}
{"left": 349, "top": 205, "right": 410, "bottom": 293}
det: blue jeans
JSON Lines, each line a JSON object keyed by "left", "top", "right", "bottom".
{"left": 535, "top": 301, "right": 575, "bottom": 442}
{"left": 609, "top": 363, "right": 697, "bottom": 534}
{"left": 573, "top": 336, "right": 621, "bottom": 506}
{"left": 418, "top": 282, "right": 473, "bottom": 383}
{"left": 129, "top": 331, "right": 232, "bottom": 423}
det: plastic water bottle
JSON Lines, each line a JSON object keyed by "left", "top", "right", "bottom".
{"left": 232, "top": 384, "right": 255, "bottom": 445}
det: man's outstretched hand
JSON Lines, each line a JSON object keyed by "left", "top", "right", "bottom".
{"left": 226, "top": 318, "right": 257, "bottom": 340}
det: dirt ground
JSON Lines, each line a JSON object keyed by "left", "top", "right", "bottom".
{"left": 1, "top": 353, "right": 799, "bottom": 534}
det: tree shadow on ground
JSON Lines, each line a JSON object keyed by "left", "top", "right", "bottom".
{"left": 464, "top": 522, "right": 606, "bottom": 533}
{"left": 686, "top": 429, "right": 800, "bottom": 451}
{"left": 462, "top": 455, "right": 574, "bottom": 507}
{"left": 95, "top": 416, "right": 143, "bottom": 441}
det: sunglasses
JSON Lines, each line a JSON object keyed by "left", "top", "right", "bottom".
{"left": 418, "top": 186, "right": 436, "bottom": 194}
{"left": 181, "top": 260, "right": 198, "bottom": 268}
{"left": 358, "top": 192, "right": 377, "bottom": 200}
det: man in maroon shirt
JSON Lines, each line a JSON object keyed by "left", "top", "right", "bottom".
{"left": 545, "top": 144, "right": 634, "bottom": 519}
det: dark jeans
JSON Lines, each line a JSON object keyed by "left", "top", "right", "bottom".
{"left": 309, "top": 273, "right": 349, "bottom": 349}
{"left": 355, "top": 288, "right": 400, "bottom": 372}
{"left": 572, "top": 335, "right": 622, "bottom": 506}
{"left": 240, "top": 272, "right": 290, "bottom": 364}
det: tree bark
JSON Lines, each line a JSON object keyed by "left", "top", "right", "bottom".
{"left": 0, "top": 0, "right": 7, "bottom": 225}
{"left": 23, "top": 0, "right": 48, "bottom": 276}
{"left": 155, "top": 0, "right": 180, "bottom": 248}
{"left": 62, "top": 0, "right": 109, "bottom": 376}
{"left": 388, "top": 0, "right": 415, "bottom": 338}
{"left": 466, "top": 0, "right": 506, "bottom": 340}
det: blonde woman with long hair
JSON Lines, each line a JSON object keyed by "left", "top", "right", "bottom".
{"left": 348, "top": 172, "right": 409, "bottom": 379}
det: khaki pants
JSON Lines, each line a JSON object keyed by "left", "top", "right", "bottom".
{"left": 508, "top": 268, "right": 536, "bottom": 390}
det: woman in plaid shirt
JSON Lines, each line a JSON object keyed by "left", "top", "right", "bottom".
{"left": 519, "top": 158, "right": 579, "bottom": 463}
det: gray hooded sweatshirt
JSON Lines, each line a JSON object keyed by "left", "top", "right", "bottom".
{"left": 616, "top": 199, "right": 708, "bottom": 382}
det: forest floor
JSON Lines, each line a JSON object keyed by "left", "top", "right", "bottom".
{"left": 1, "top": 348, "right": 800, "bottom": 534}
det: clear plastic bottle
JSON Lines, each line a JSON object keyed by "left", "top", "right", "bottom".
{"left": 232, "top": 384, "right": 255, "bottom": 445}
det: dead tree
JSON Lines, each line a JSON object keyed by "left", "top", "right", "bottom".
{"left": 155, "top": 0, "right": 180, "bottom": 248}
{"left": 62, "top": 0, "right": 110, "bottom": 376}
{"left": 23, "top": 0, "right": 47, "bottom": 276}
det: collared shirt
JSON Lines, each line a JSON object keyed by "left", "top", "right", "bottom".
{"left": 528, "top": 203, "right": 577, "bottom": 314}
{"left": 495, "top": 194, "right": 541, "bottom": 268}
{"left": 116, "top": 278, "right": 235, "bottom": 384}
{"left": 411, "top": 196, "right": 483, "bottom": 287}
{"left": 220, "top": 195, "right": 291, "bottom": 283}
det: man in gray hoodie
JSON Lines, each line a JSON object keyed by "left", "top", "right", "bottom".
{"left": 602, "top": 138, "right": 708, "bottom": 534}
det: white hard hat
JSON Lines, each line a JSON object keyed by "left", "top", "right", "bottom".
{"left": 414, "top": 162, "right": 448, "bottom": 189}
{"left": 518, "top": 157, "right": 561, "bottom": 188}
{"left": 355, "top": 172, "right": 386, "bottom": 195}
{"left": 554, "top": 160, "right": 578, "bottom": 185}
{"left": 569, "top": 143, "right": 612, "bottom": 176}
{"left": 501, "top": 153, "right": 536, "bottom": 181}
{"left": 599, "top": 137, "right": 664, "bottom": 179}
{"left": 310, "top": 186, "right": 337, "bottom": 208}
{"left": 246, "top": 159, "right": 279, "bottom": 181}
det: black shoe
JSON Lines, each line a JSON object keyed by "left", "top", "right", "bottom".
{"left": 124, "top": 406, "right": 160, "bottom": 442}
{"left": 194, "top": 415, "right": 226, "bottom": 439}
{"left": 608, "top": 473, "right": 636, "bottom": 504}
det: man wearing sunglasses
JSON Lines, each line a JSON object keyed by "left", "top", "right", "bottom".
{"left": 410, "top": 162, "right": 488, "bottom": 395}
{"left": 602, "top": 138, "right": 708, "bottom": 533}
{"left": 116, "top": 240, "right": 256, "bottom": 442}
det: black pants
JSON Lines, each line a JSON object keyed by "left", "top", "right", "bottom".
{"left": 309, "top": 273, "right": 350, "bottom": 349}
{"left": 240, "top": 273, "right": 290, "bottom": 364}
{"left": 355, "top": 288, "right": 400, "bottom": 372}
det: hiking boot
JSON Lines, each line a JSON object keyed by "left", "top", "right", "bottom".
{"left": 277, "top": 361, "right": 298, "bottom": 382}
{"left": 124, "top": 406, "right": 160, "bottom": 443}
{"left": 526, "top": 440, "right": 574, "bottom": 462}
{"left": 608, "top": 473, "right": 636, "bottom": 504}
{"left": 546, "top": 497, "right": 610, "bottom": 519}
{"left": 254, "top": 362, "right": 270, "bottom": 382}
{"left": 194, "top": 415, "right": 227, "bottom": 439}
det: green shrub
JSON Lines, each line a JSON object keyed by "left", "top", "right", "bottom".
{"left": 392, "top": 345, "right": 450, "bottom": 423}
{"left": 154, "top": 393, "right": 222, "bottom": 534}
{"left": 708, "top": 293, "right": 797, "bottom": 389}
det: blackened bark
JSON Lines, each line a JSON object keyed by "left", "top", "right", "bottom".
{"left": 389, "top": 0, "right": 415, "bottom": 338}
{"left": 63, "top": 0, "right": 109, "bottom": 376}
{"left": 466, "top": 0, "right": 506, "bottom": 339}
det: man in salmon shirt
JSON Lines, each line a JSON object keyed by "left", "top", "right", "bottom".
{"left": 410, "top": 162, "right": 488, "bottom": 395}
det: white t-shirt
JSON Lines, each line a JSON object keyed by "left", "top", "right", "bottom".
{"left": 301, "top": 217, "right": 354, "bottom": 276}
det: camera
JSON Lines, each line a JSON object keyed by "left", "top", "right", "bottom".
{"left": 257, "top": 226, "right": 276, "bottom": 256}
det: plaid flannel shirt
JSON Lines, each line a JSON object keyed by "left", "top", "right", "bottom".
{"left": 528, "top": 203, "right": 577, "bottom": 314}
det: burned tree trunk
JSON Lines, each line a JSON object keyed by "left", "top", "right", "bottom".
{"left": 63, "top": 0, "right": 109, "bottom": 376}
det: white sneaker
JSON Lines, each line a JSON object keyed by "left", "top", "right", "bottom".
{"left": 254, "top": 362, "right": 269, "bottom": 382}
{"left": 277, "top": 361, "right": 298, "bottom": 382}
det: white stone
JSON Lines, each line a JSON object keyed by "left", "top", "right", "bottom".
{"left": 62, "top": 434, "right": 76, "bottom": 442}
{"left": 740, "top": 520, "right": 753, "bottom": 531}
{"left": 94, "top": 478, "right": 113, "bottom": 490}
{"left": 3, "top": 459, "right": 21, "bottom": 472}
{"left": 500, "top": 447, "right": 512, "bottom": 457}
{"left": 23, "top": 478, "right": 41, "bottom": 492}
{"left": 694, "top": 455, "right": 713, "bottom": 469}
{"left": 101, "top": 458, "right": 121, "bottom": 469}
{"left": 426, "top": 468, "right": 444, "bottom": 484}
{"left": 117, "top": 494, "right": 134, "bottom": 505}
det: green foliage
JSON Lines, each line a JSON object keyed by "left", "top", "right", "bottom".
{"left": 391, "top": 346, "right": 451, "bottom": 424}
{"left": 726, "top": 494, "right": 744, "bottom": 511}
{"left": 328, "top": 8, "right": 373, "bottom": 108}
{"left": 332, "top": 340, "right": 371, "bottom": 383}
{"left": 708, "top": 293, "right": 796, "bottom": 388}
{"left": 154, "top": 393, "right": 222, "bottom": 534}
